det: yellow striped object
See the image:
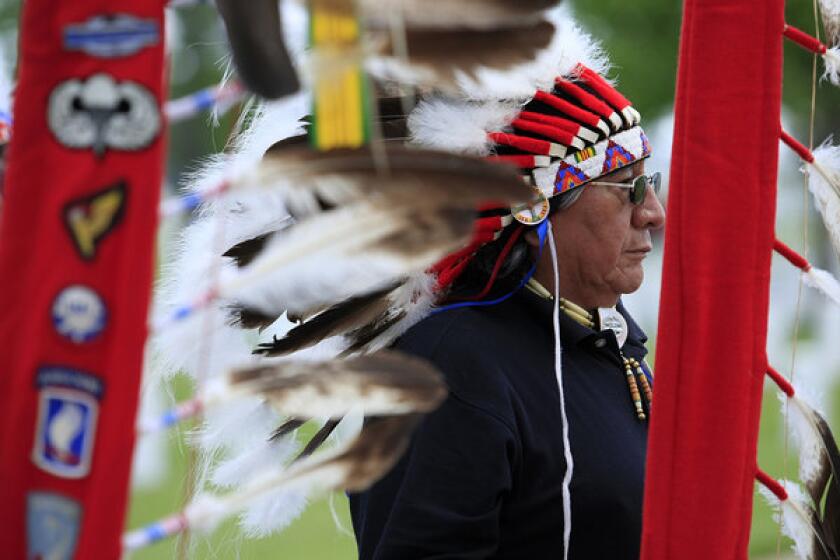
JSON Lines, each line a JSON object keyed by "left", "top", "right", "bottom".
{"left": 309, "top": 0, "right": 370, "bottom": 150}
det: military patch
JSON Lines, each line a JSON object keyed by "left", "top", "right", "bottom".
{"left": 32, "top": 367, "right": 103, "bottom": 479}
{"left": 27, "top": 492, "right": 82, "bottom": 560}
{"left": 63, "top": 181, "right": 126, "bottom": 261}
{"left": 47, "top": 73, "right": 161, "bottom": 158}
{"left": 52, "top": 285, "right": 107, "bottom": 343}
{"left": 64, "top": 14, "right": 160, "bottom": 58}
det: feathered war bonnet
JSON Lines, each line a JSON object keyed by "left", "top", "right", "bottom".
{"left": 400, "top": 14, "right": 651, "bottom": 296}
{"left": 145, "top": 5, "right": 647, "bottom": 541}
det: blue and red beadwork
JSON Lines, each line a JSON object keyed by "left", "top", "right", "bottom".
{"left": 601, "top": 140, "right": 635, "bottom": 174}
{"left": 553, "top": 161, "right": 590, "bottom": 194}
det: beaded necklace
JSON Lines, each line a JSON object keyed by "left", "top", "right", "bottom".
{"left": 525, "top": 278, "right": 653, "bottom": 421}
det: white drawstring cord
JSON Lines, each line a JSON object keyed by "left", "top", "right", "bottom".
{"left": 547, "top": 221, "right": 573, "bottom": 559}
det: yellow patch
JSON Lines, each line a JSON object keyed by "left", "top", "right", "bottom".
{"left": 64, "top": 182, "right": 126, "bottom": 260}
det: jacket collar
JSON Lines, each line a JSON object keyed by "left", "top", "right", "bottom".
{"left": 515, "top": 288, "right": 649, "bottom": 351}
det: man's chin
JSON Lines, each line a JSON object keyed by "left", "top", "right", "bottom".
{"left": 615, "top": 268, "right": 644, "bottom": 296}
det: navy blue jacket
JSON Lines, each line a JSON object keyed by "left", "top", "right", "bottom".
{"left": 349, "top": 289, "right": 650, "bottom": 559}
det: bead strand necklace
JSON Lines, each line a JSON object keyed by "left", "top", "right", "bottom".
{"left": 526, "top": 278, "right": 653, "bottom": 421}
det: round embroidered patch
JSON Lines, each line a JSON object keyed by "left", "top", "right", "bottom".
{"left": 52, "top": 285, "right": 107, "bottom": 343}
{"left": 511, "top": 189, "right": 550, "bottom": 225}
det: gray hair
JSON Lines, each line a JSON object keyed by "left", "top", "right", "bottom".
{"left": 552, "top": 184, "right": 585, "bottom": 212}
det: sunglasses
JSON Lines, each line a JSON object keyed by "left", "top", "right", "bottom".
{"left": 589, "top": 171, "right": 662, "bottom": 205}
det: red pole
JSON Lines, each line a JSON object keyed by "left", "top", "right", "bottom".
{"left": 0, "top": 1, "right": 166, "bottom": 558}
{"left": 641, "top": 0, "right": 784, "bottom": 558}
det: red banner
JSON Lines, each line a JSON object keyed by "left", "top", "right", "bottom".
{"left": 641, "top": 0, "right": 784, "bottom": 558}
{"left": 0, "top": 1, "right": 166, "bottom": 558}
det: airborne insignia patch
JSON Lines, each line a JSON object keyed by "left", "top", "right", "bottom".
{"left": 63, "top": 182, "right": 126, "bottom": 261}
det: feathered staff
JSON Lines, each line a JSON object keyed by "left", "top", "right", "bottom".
{"left": 639, "top": 0, "right": 785, "bottom": 557}
{"left": 135, "top": 4, "right": 609, "bottom": 546}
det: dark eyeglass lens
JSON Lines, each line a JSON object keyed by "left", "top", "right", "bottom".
{"left": 631, "top": 175, "right": 646, "bottom": 205}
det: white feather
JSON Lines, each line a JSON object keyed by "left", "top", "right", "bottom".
{"left": 151, "top": 93, "right": 310, "bottom": 382}
{"left": 780, "top": 386, "right": 829, "bottom": 487}
{"left": 807, "top": 142, "right": 840, "bottom": 259}
{"left": 131, "top": 371, "right": 172, "bottom": 490}
{"left": 236, "top": 411, "right": 363, "bottom": 536}
{"left": 408, "top": 98, "right": 520, "bottom": 155}
{"left": 823, "top": 47, "right": 840, "bottom": 86}
{"left": 209, "top": 434, "right": 311, "bottom": 535}
{"left": 758, "top": 480, "right": 817, "bottom": 560}
{"left": 185, "top": 493, "right": 231, "bottom": 535}
{"left": 819, "top": 0, "right": 840, "bottom": 44}
{"left": 193, "top": 394, "right": 278, "bottom": 454}
{"left": 239, "top": 486, "right": 310, "bottom": 537}
{"left": 804, "top": 266, "right": 840, "bottom": 305}
{"left": 211, "top": 436, "right": 297, "bottom": 489}
{"left": 226, "top": 201, "right": 448, "bottom": 317}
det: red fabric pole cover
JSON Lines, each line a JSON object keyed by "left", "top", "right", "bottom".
{"left": 640, "top": 1, "right": 783, "bottom": 558}
{"left": 0, "top": 1, "right": 166, "bottom": 558}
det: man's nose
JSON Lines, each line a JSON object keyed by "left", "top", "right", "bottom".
{"left": 633, "top": 185, "right": 666, "bottom": 230}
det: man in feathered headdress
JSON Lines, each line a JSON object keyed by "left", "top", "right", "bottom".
{"left": 348, "top": 42, "right": 665, "bottom": 560}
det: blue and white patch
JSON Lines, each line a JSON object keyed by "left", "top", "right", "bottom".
{"left": 64, "top": 14, "right": 159, "bottom": 58}
{"left": 27, "top": 492, "right": 82, "bottom": 560}
{"left": 32, "top": 367, "right": 103, "bottom": 479}
{"left": 52, "top": 285, "right": 107, "bottom": 343}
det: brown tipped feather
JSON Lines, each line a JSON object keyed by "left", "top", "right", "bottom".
{"left": 373, "top": 20, "right": 556, "bottom": 85}
{"left": 334, "top": 415, "right": 421, "bottom": 491}
{"left": 343, "top": 310, "right": 406, "bottom": 356}
{"left": 224, "top": 146, "right": 525, "bottom": 325}
{"left": 359, "top": 0, "right": 560, "bottom": 29}
{"left": 228, "top": 350, "right": 448, "bottom": 418}
{"left": 252, "top": 144, "right": 529, "bottom": 221}
{"left": 254, "top": 284, "right": 398, "bottom": 357}
{"left": 290, "top": 414, "right": 422, "bottom": 493}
